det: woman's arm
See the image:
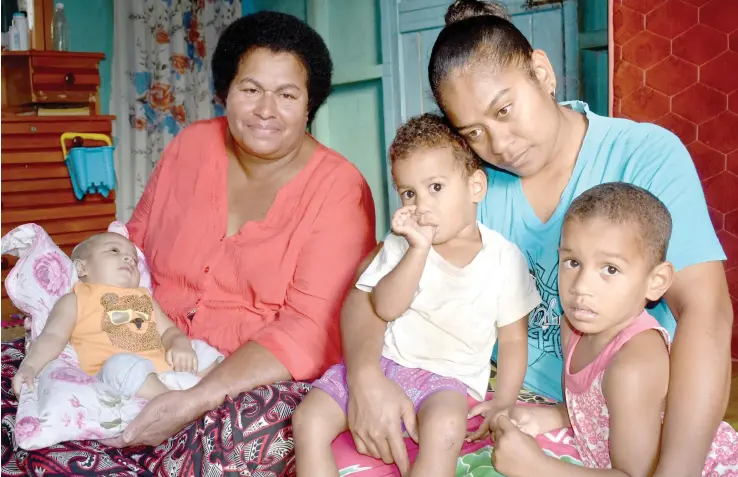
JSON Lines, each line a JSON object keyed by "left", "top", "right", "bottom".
{"left": 341, "top": 279, "right": 420, "bottom": 475}
{"left": 656, "top": 262, "right": 733, "bottom": 477}
{"left": 629, "top": 129, "right": 732, "bottom": 477}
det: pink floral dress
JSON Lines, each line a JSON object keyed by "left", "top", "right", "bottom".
{"left": 564, "top": 310, "right": 738, "bottom": 475}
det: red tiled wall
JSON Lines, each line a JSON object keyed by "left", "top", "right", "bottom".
{"left": 612, "top": 0, "right": 738, "bottom": 358}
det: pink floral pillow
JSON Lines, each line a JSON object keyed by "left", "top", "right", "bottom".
{"left": 2, "top": 223, "right": 77, "bottom": 340}
{"left": 1, "top": 222, "right": 152, "bottom": 449}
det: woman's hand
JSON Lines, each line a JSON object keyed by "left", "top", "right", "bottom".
{"left": 101, "top": 387, "right": 210, "bottom": 447}
{"left": 346, "top": 367, "right": 419, "bottom": 475}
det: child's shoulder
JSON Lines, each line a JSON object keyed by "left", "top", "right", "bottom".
{"left": 603, "top": 328, "right": 669, "bottom": 398}
{"left": 478, "top": 223, "right": 527, "bottom": 263}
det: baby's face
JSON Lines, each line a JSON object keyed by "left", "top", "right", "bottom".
{"left": 78, "top": 233, "right": 140, "bottom": 288}
{"left": 392, "top": 147, "right": 483, "bottom": 243}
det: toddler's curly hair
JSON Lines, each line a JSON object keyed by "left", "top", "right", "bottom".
{"left": 389, "top": 113, "right": 481, "bottom": 176}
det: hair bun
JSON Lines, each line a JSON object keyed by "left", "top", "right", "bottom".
{"left": 444, "top": 0, "right": 511, "bottom": 25}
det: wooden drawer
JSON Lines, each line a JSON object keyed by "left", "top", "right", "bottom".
{"left": 1, "top": 51, "right": 105, "bottom": 111}
{"left": 31, "top": 55, "right": 101, "bottom": 104}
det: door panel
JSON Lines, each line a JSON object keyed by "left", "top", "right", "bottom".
{"left": 393, "top": 0, "right": 578, "bottom": 121}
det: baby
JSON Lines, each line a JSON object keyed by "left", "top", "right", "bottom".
{"left": 12, "top": 232, "right": 222, "bottom": 400}
{"left": 293, "top": 113, "right": 541, "bottom": 477}
{"left": 494, "top": 183, "right": 737, "bottom": 476}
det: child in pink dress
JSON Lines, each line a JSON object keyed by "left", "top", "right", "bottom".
{"left": 492, "top": 183, "right": 737, "bottom": 477}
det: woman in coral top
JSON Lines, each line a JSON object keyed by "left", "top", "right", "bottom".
{"left": 12, "top": 11, "right": 375, "bottom": 477}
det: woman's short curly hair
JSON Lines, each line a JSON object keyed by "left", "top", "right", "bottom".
{"left": 389, "top": 113, "right": 481, "bottom": 176}
{"left": 211, "top": 11, "right": 333, "bottom": 125}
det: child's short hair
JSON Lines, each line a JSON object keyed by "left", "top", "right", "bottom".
{"left": 564, "top": 183, "right": 672, "bottom": 267}
{"left": 71, "top": 234, "right": 99, "bottom": 262}
{"left": 389, "top": 113, "right": 481, "bottom": 176}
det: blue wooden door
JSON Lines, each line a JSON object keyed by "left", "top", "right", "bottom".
{"left": 380, "top": 0, "right": 579, "bottom": 211}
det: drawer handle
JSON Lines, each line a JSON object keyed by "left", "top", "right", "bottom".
{"left": 30, "top": 126, "right": 36, "bottom": 133}
{"left": 64, "top": 72, "right": 76, "bottom": 86}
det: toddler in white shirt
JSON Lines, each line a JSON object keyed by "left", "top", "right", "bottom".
{"left": 293, "top": 113, "right": 541, "bottom": 477}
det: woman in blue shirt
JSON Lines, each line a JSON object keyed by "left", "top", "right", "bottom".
{"left": 341, "top": 1, "right": 733, "bottom": 476}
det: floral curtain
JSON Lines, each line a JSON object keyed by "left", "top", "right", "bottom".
{"left": 110, "top": 0, "right": 241, "bottom": 221}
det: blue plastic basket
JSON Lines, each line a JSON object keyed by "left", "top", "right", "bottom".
{"left": 61, "top": 133, "right": 117, "bottom": 200}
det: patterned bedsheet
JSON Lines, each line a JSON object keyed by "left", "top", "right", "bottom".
{"left": 1, "top": 339, "right": 582, "bottom": 476}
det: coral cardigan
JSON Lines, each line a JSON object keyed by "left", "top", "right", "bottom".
{"left": 127, "top": 117, "right": 376, "bottom": 380}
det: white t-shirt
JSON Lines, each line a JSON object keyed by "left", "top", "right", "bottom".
{"left": 357, "top": 223, "right": 541, "bottom": 401}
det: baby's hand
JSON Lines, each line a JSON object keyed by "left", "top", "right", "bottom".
{"left": 166, "top": 340, "right": 198, "bottom": 374}
{"left": 12, "top": 362, "right": 37, "bottom": 396}
{"left": 391, "top": 205, "right": 437, "bottom": 249}
{"left": 509, "top": 406, "right": 540, "bottom": 437}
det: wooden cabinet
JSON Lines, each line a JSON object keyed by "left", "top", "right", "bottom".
{"left": 2, "top": 50, "right": 104, "bottom": 113}
{"left": 1, "top": 50, "right": 116, "bottom": 321}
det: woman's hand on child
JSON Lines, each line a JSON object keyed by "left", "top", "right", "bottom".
{"left": 508, "top": 406, "right": 540, "bottom": 437}
{"left": 166, "top": 340, "right": 198, "bottom": 373}
{"left": 347, "top": 367, "right": 419, "bottom": 475}
{"left": 492, "top": 415, "right": 545, "bottom": 476}
{"left": 391, "top": 205, "right": 437, "bottom": 249}
{"left": 466, "top": 400, "right": 511, "bottom": 442}
{"left": 12, "top": 362, "right": 37, "bottom": 396}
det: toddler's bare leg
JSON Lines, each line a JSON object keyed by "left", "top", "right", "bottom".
{"left": 136, "top": 374, "right": 170, "bottom": 400}
{"left": 293, "top": 388, "right": 348, "bottom": 477}
{"left": 410, "top": 390, "right": 467, "bottom": 477}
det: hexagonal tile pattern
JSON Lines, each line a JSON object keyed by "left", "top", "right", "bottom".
{"left": 647, "top": 0, "right": 698, "bottom": 38}
{"left": 621, "top": 86, "right": 671, "bottom": 121}
{"left": 614, "top": 61, "right": 644, "bottom": 99}
{"left": 673, "top": 83, "right": 727, "bottom": 124}
{"left": 704, "top": 170, "right": 738, "bottom": 214}
{"left": 646, "top": 56, "right": 698, "bottom": 95}
{"left": 708, "top": 205, "right": 726, "bottom": 230}
{"left": 613, "top": 0, "right": 738, "bottom": 340}
{"left": 658, "top": 113, "right": 698, "bottom": 144}
{"left": 700, "top": 51, "right": 738, "bottom": 94}
{"left": 729, "top": 150, "right": 738, "bottom": 175}
{"left": 614, "top": 5, "right": 645, "bottom": 45}
{"left": 623, "top": 31, "right": 671, "bottom": 69}
{"left": 623, "top": 0, "right": 668, "bottom": 13}
{"left": 688, "top": 141, "right": 727, "bottom": 180}
{"left": 673, "top": 24, "right": 728, "bottom": 65}
{"left": 726, "top": 209, "right": 738, "bottom": 239}
{"left": 700, "top": 111, "right": 738, "bottom": 152}
{"left": 700, "top": 0, "right": 738, "bottom": 33}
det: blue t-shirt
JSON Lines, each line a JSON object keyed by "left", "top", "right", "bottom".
{"left": 481, "top": 101, "right": 726, "bottom": 401}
